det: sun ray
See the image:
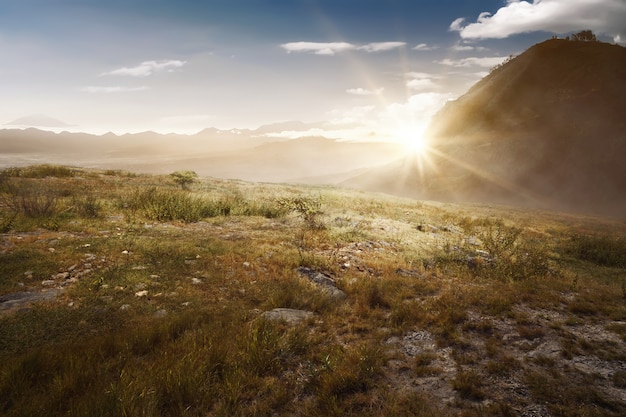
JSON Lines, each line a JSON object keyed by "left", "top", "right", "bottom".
{"left": 426, "top": 145, "right": 550, "bottom": 206}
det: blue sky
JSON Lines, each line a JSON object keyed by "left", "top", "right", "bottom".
{"left": 1, "top": 0, "right": 624, "bottom": 141}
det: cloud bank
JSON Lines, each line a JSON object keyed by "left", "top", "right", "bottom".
{"left": 346, "top": 87, "right": 384, "bottom": 96}
{"left": 450, "top": 0, "right": 626, "bottom": 44}
{"left": 412, "top": 43, "right": 437, "bottom": 51}
{"left": 101, "top": 60, "right": 186, "bottom": 77}
{"left": 436, "top": 56, "right": 508, "bottom": 68}
{"left": 82, "top": 86, "right": 150, "bottom": 93}
{"left": 281, "top": 41, "right": 406, "bottom": 55}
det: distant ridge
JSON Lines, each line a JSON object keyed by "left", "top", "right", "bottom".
{"left": 345, "top": 37, "right": 626, "bottom": 217}
{"left": 0, "top": 126, "right": 406, "bottom": 184}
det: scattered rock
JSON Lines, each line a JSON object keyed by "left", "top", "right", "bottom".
{"left": 41, "top": 280, "right": 56, "bottom": 286}
{"left": 439, "top": 225, "right": 461, "bottom": 234}
{"left": 396, "top": 268, "right": 425, "bottom": 279}
{"left": 297, "top": 267, "right": 335, "bottom": 287}
{"left": 400, "top": 330, "right": 437, "bottom": 356}
{"left": 0, "top": 289, "right": 61, "bottom": 314}
{"left": 262, "top": 308, "right": 313, "bottom": 325}
{"left": 119, "top": 304, "right": 131, "bottom": 311}
{"left": 52, "top": 272, "right": 70, "bottom": 280}
{"left": 297, "top": 267, "right": 347, "bottom": 300}
{"left": 135, "top": 290, "right": 148, "bottom": 297}
{"left": 417, "top": 224, "right": 438, "bottom": 233}
{"left": 191, "top": 278, "right": 202, "bottom": 285}
{"left": 153, "top": 309, "right": 167, "bottom": 319}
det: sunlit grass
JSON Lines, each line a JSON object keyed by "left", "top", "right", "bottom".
{"left": 0, "top": 165, "right": 625, "bottom": 416}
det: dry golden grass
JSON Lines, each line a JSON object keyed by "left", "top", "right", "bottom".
{"left": 0, "top": 165, "right": 625, "bottom": 416}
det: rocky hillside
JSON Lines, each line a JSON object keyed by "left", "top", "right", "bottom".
{"left": 346, "top": 38, "right": 626, "bottom": 217}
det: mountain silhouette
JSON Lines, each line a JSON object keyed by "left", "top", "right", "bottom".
{"left": 345, "top": 37, "right": 626, "bottom": 217}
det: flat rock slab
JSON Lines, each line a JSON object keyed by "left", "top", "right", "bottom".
{"left": 262, "top": 308, "right": 314, "bottom": 325}
{"left": 0, "top": 289, "right": 62, "bottom": 315}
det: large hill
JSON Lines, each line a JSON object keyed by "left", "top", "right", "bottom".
{"left": 345, "top": 38, "right": 626, "bottom": 217}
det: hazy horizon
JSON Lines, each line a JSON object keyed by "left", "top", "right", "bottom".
{"left": 2, "top": 1, "right": 625, "bottom": 145}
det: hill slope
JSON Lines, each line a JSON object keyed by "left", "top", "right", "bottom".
{"left": 345, "top": 39, "right": 626, "bottom": 217}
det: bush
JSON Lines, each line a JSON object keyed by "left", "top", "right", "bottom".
{"left": 72, "top": 195, "right": 103, "bottom": 218}
{"left": 278, "top": 195, "right": 325, "bottom": 229}
{"left": 431, "top": 218, "right": 552, "bottom": 282}
{"left": 2, "top": 184, "right": 59, "bottom": 219}
{"left": 170, "top": 171, "right": 197, "bottom": 190}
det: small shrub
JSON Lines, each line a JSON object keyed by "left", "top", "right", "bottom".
{"left": 478, "top": 220, "right": 521, "bottom": 259}
{"left": 454, "top": 219, "right": 552, "bottom": 282}
{"left": 4, "top": 191, "right": 59, "bottom": 218}
{"left": 72, "top": 194, "right": 102, "bottom": 218}
{"left": 278, "top": 195, "right": 325, "bottom": 229}
{"left": 170, "top": 171, "right": 197, "bottom": 190}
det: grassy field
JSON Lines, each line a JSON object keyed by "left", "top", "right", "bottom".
{"left": 1, "top": 165, "right": 625, "bottom": 416}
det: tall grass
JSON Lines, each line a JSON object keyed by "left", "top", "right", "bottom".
{"left": 1, "top": 164, "right": 75, "bottom": 178}
{"left": 567, "top": 233, "right": 626, "bottom": 267}
{"left": 120, "top": 187, "right": 285, "bottom": 222}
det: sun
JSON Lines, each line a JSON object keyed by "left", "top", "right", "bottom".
{"left": 393, "top": 123, "right": 430, "bottom": 155}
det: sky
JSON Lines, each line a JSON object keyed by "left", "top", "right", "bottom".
{"left": 1, "top": 0, "right": 625, "bottom": 142}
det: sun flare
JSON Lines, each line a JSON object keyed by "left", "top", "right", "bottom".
{"left": 393, "top": 124, "right": 430, "bottom": 155}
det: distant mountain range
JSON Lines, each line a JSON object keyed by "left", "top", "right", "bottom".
{"left": 0, "top": 124, "right": 406, "bottom": 184}
{"left": 345, "top": 38, "right": 626, "bottom": 217}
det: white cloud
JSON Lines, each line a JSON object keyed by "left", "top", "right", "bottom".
{"left": 450, "top": 43, "right": 487, "bottom": 52}
{"left": 386, "top": 93, "right": 452, "bottom": 118}
{"left": 449, "top": 17, "right": 466, "bottom": 32}
{"left": 405, "top": 72, "right": 439, "bottom": 91}
{"left": 380, "top": 92, "right": 455, "bottom": 138}
{"left": 346, "top": 87, "right": 384, "bottom": 96}
{"left": 358, "top": 42, "right": 406, "bottom": 52}
{"left": 101, "top": 60, "right": 186, "bottom": 77}
{"left": 406, "top": 78, "right": 437, "bottom": 91}
{"left": 413, "top": 43, "right": 437, "bottom": 51}
{"left": 436, "top": 56, "right": 508, "bottom": 68}
{"left": 281, "top": 41, "right": 406, "bottom": 55}
{"left": 451, "top": 0, "right": 626, "bottom": 42}
{"left": 81, "top": 86, "right": 150, "bottom": 93}
{"left": 281, "top": 42, "right": 356, "bottom": 55}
